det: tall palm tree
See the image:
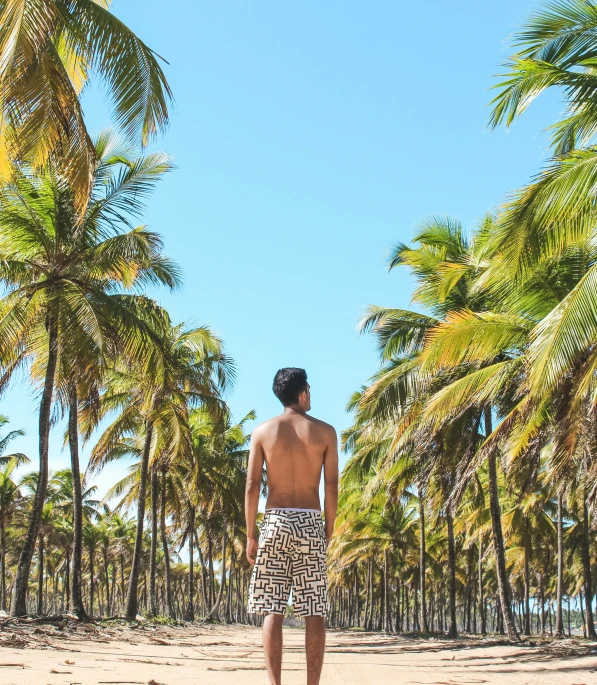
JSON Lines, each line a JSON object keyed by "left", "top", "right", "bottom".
{"left": 354, "top": 217, "right": 519, "bottom": 638}
{"left": 89, "top": 322, "right": 235, "bottom": 619}
{"left": 0, "top": 454, "right": 29, "bottom": 610}
{"left": 0, "top": 131, "right": 180, "bottom": 616}
{"left": 0, "top": 413, "right": 29, "bottom": 609}
{"left": 0, "top": 0, "right": 173, "bottom": 210}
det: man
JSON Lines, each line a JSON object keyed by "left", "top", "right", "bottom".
{"left": 245, "top": 368, "right": 339, "bottom": 685}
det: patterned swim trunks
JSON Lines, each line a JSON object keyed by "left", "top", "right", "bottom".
{"left": 247, "top": 508, "right": 328, "bottom": 617}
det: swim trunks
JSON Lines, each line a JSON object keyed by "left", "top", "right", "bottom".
{"left": 247, "top": 509, "right": 328, "bottom": 617}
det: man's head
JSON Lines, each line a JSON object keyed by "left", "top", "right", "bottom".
{"left": 273, "top": 368, "right": 310, "bottom": 411}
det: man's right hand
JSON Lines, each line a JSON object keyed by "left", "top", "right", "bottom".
{"left": 246, "top": 536, "right": 258, "bottom": 565}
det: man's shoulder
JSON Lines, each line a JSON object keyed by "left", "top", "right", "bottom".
{"left": 306, "top": 415, "right": 337, "bottom": 437}
{"left": 251, "top": 416, "right": 281, "bottom": 437}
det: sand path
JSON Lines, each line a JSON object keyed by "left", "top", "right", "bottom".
{"left": 0, "top": 623, "right": 596, "bottom": 684}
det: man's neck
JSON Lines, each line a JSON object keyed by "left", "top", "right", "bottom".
{"left": 283, "top": 405, "right": 307, "bottom": 417}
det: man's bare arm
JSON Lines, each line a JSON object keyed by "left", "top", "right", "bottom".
{"left": 245, "top": 430, "right": 264, "bottom": 564}
{"left": 323, "top": 427, "right": 339, "bottom": 544}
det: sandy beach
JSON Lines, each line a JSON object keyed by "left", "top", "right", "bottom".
{"left": 0, "top": 621, "right": 596, "bottom": 685}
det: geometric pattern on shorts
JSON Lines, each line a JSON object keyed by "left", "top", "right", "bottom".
{"left": 247, "top": 509, "right": 328, "bottom": 617}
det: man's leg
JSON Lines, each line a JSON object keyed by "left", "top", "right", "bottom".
{"left": 263, "top": 613, "right": 284, "bottom": 685}
{"left": 305, "top": 615, "right": 326, "bottom": 685}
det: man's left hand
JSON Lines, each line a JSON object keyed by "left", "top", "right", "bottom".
{"left": 246, "top": 536, "right": 258, "bottom": 565}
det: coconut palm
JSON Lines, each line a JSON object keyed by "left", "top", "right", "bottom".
{"left": 88, "top": 321, "right": 235, "bottom": 619}
{"left": 0, "top": 130, "right": 180, "bottom": 616}
{"left": 353, "top": 216, "right": 519, "bottom": 638}
{"left": 0, "top": 454, "right": 29, "bottom": 610}
{"left": 0, "top": 0, "right": 173, "bottom": 210}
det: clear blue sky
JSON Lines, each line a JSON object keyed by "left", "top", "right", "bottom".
{"left": 3, "top": 0, "right": 560, "bottom": 497}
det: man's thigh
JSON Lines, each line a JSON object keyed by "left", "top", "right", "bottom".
{"left": 248, "top": 517, "right": 293, "bottom": 615}
{"left": 291, "top": 549, "right": 328, "bottom": 617}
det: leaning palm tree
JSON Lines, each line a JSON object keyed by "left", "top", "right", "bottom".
{"left": 490, "top": 0, "right": 597, "bottom": 154}
{"left": 0, "top": 0, "right": 173, "bottom": 210}
{"left": 0, "top": 130, "right": 181, "bottom": 616}
{"left": 486, "top": 0, "right": 597, "bottom": 408}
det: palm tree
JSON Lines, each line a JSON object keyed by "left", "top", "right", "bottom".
{"left": 89, "top": 322, "right": 235, "bottom": 620}
{"left": 490, "top": 0, "right": 597, "bottom": 155}
{"left": 0, "top": 0, "right": 173, "bottom": 210}
{"left": 0, "top": 454, "right": 29, "bottom": 610}
{"left": 0, "top": 131, "right": 180, "bottom": 616}
{"left": 354, "top": 217, "right": 519, "bottom": 638}
{"left": 0, "top": 416, "right": 29, "bottom": 608}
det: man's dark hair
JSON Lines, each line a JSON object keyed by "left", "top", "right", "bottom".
{"left": 273, "top": 368, "right": 308, "bottom": 406}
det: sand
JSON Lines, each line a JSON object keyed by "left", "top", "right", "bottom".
{"left": 0, "top": 620, "right": 596, "bottom": 684}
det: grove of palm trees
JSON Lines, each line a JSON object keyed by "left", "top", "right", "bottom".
{"left": 0, "top": 3, "right": 597, "bottom": 678}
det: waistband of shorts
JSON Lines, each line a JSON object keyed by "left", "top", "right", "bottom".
{"left": 264, "top": 507, "right": 322, "bottom": 516}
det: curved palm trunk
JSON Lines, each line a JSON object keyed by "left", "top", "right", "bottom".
{"left": 555, "top": 492, "right": 565, "bottom": 637}
{"left": 125, "top": 421, "right": 153, "bottom": 621}
{"left": 203, "top": 523, "right": 227, "bottom": 621}
{"left": 12, "top": 315, "right": 58, "bottom": 617}
{"left": 68, "top": 384, "right": 89, "bottom": 620}
{"left": 418, "top": 487, "right": 429, "bottom": 633}
{"left": 446, "top": 511, "right": 457, "bottom": 637}
{"left": 149, "top": 468, "right": 158, "bottom": 617}
{"left": 485, "top": 408, "right": 517, "bottom": 641}
{"left": 581, "top": 498, "right": 597, "bottom": 640}
{"left": 160, "top": 471, "right": 175, "bottom": 619}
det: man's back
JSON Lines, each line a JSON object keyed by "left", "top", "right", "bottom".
{"left": 255, "top": 412, "right": 333, "bottom": 510}
{"left": 245, "top": 368, "right": 338, "bottom": 685}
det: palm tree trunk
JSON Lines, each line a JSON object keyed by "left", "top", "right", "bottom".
{"left": 555, "top": 492, "right": 565, "bottom": 637}
{"left": 103, "top": 548, "right": 111, "bottom": 616}
{"left": 446, "top": 511, "right": 457, "bottom": 637}
{"left": 160, "top": 470, "right": 175, "bottom": 619}
{"left": 125, "top": 421, "right": 154, "bottom": 620}
{"left": 207, "top": 534, "right": 215, "bottom": 607}
{"left": 204, "top": 523, "right": 227, "bottom": 621}
{"left": 485, "top": 407, "right": 517, "bottom": 640}
{"left": 149, "top": 468, "right": 158, "bottom": 617}
{"left": 581, "top": 498, "right": 597, "bottom": 639}
{"left": 367, "top": 558, "right": 374, "bottom": 630}
{"left": 12, "top": 315, "right": 58, "bottom": 617}
{"left": 186, "top": 511, "right": 195, "bottom": 621}
{"left": 354, "top": 565, "right": 360, "bottom": 628}
{"left": 539, "top": 573, "right": 546, "bottom": 634}
{"left": 418, "top": 486, "right": 429, "bottom": 632}
{"left": 363, "top": 560, "right": 370, "bottom": 629}
{"left": 478, "top": 537, "right": 485, "bottom": 634}
{"left": 523, "top": 520, "right": 531, "bottom": 635}
{"left": 0, "top": 519, "right": 6, "bottom": 611}
{"left": 68, "top": 384, "right": 89, "bottom": 620}
{"left": 89, "top": 546, "right": 95, "bottom": 617}
{"left": 119, "top": 554, "right": 125, "bottom": 612}
{"left": 383, "top": 549, "right": 392, "bottom": 632}
{"left": 65, "top": 548, "right": 71, "bottom": 609}
{"left": 36, "top": 535, "right": 44, "bottom": 616}
{"left": 196, "top": 538, "right": 209, "bottom": 614}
